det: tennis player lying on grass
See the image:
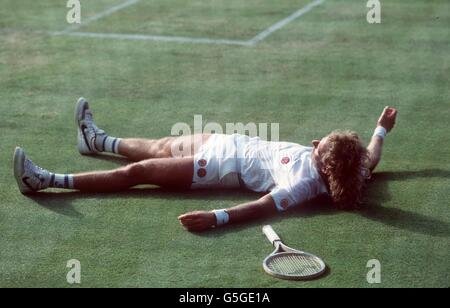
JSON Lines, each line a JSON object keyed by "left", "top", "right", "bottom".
{"left": 13, "top": 98, "right": 397, "bottom": 232}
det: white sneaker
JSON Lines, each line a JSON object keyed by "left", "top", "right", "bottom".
{"left": 13, "top": 147, "right": 50, "bottom": 194}
{"left": 75, "top": 97, "right": 105, "bottom": 155}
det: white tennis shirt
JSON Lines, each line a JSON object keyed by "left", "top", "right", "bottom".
{"left": 237, "top": 135, "right": 329, "bottom": 211}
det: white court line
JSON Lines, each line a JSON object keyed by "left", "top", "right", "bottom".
{"left": 54, "top": 0, "right": 325, "bottom": 46}
{"left": 51, "top": 31, "right": 252, "bottom": 46}
{"left": 62, "top": 0, "right": 141, "bottom": 33}
{"left": 247, "top": 0, "right": 325, "bottom": 45}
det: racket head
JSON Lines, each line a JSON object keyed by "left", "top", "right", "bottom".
{"left": 263, "top": 245, "right": 326, "bottom": 280}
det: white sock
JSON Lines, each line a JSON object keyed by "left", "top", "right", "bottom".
{"left": 95, "top": 135, "right": 121, "bottom": 154}
{"left": 48, "top": 173, "right": 74, "bottom": 189}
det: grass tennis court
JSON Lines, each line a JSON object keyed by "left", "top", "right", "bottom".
{"left": 1, "top": 0, "right": 449, "bottom": 288}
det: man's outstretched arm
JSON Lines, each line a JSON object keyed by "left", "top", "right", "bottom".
{"left": 178, "top": 194, "right": 277, "bottom": 232}
{"left": 367, "top": 106, "right": 398, "bottom": 172}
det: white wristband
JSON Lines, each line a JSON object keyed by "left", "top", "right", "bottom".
{"left": 213, "top": 209, "right": 230, "bottom": 226}
{"left": 373, "top": 126, "right": 387, "bottom": 139}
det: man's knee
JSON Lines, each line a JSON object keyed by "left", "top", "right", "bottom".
{"left": 122, "top": 163, "right": 147, "bottom": 181}
{"left": 158, "top": 137, "right": 175, "bottom": 157}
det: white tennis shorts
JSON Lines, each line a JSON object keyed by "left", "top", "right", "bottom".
{"left": 191, "top": 134, "right": 245, "bottom": 189}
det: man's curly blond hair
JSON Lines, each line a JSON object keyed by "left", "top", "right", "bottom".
{"left": 320, "top": 130, "right": 369, "bottom": 210}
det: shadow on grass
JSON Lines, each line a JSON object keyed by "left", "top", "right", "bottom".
{"left": 28, "top": 194, "right": 85, "bottom": 219}
{"left": 28, "top": 169, "right": 450, "bottom": 237}
{"left": 371, "top": 169, "right": 450, "bottom": 181}
{"left": 27, "top": 188, "right": 262, "bottom": 220}
{"left": 357, "top": 170, "right": 450, "bottom": 238}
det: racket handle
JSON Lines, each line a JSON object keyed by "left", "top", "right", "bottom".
{"left": 263, "top": 225, "right": 281, "bottom": 244}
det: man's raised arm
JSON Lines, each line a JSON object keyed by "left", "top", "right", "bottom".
{"left": 367, "top": 106, "right": 398, "bottom": 172}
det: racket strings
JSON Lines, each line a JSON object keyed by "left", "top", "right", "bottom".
{"left": 267, "top": 254, "right": 323, "bottom": 277}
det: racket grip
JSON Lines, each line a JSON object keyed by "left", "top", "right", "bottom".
{"left": 262, "top": 225, "right": 281, "bottom": 244}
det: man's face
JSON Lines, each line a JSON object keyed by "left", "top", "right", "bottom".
{"left": 311, "top": 136, "right": 329, "bottom": 170}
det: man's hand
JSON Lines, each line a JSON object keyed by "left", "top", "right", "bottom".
{"left": 178, "top": 195, "right": 277, "bottom": 232}
{"left": 377, "top": 106, "right": 398, "bottom": 132}
{"left": 178, "top": 211, "right": 216, "bottom": 232}
{"left": 367, "top": 106, "right": 398, "bottom": 171}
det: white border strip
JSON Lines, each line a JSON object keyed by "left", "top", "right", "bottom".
{"left": 248, "top": 0, "right": 325, "bottom": 45}
{"left": 54, "top": 0, "right": 325, "bottom": 46}
{"left": 62, "top": 0, "right": 141, "bottom": 33}
{"left": 51, "top": 31, "right": 251, "bottom": 46}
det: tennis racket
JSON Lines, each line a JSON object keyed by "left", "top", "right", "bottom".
{"left": 262, "top": 225, "right": 326, "bottom": 280}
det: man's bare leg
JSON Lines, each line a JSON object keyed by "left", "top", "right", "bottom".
{"left": 15, "top": 98, "right": 210, "bottom": 194}
{"left": 73, "top": 157, "right": 194, "bottom": 192}
{"left": 72, "top": 134, "right": 212, "bottom": 192}
{"left": 116, "top": 134, "right": 211, "bottom": 161}
{"left": 76, "top": 98, "right": 210, "bottom": 161}
{"left": 14, "top": 145, "right": 195, "bottom": 193}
